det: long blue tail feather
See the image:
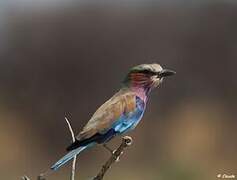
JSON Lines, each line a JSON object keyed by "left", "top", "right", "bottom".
{"left": 51, "top": 145, "right": 89, "bottom": 171}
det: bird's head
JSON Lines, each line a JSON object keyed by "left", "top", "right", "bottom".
{"left": 123, "top": 63, "right": 175, "bottom": 91}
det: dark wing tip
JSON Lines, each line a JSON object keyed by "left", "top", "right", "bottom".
{"left": 66, "top": 140, "right": 80, "bottom": 151}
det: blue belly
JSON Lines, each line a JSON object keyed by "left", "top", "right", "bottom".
{"left": 112, "top": 96, "right": 145, "bottom": 134}
{"left": 80, "top": 96, "right": 146, "bottom": 145}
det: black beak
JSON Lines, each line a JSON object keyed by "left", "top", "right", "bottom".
{"left": 158, "top": 69, "right": 176, "bottom": 77}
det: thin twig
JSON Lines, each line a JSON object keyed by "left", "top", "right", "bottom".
{"left": 21, "top": 121, "right": 133, "bottom": 180}
{"left": 21, "top": 176, "right": 30, "bottom": 180}
{"left": 65, "top": 117, "right": 77, "bottom": 180}
{"left": 21, "top": 117, "right": 77, "bottom": 180}
{"left": 65, "top": 117, "right": 75, "bottom": 142}
{"left": 93, "top": 136, "right": 133, "bottom": 180}
{"left": 21, "top": 175, "right": 45, "bottom": 180}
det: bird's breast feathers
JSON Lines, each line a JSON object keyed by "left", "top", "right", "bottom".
{"left": 76, "top": 89, "right": 146, "bottom": 141}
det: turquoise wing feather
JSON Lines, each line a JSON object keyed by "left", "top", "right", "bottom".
{"left": 112, "top": 96, "right": 145, "bottom": 134}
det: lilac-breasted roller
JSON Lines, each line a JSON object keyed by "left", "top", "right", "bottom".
{"left": 50, "top": 63, "right": 175, "bottom": 170}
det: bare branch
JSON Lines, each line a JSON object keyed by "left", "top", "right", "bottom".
{"left": 21, "top": 175, "right": 45, "bottom": 180}
{"left": 93, "top": 136, "right": 133, "bottom": 180}
{"left": 65, "top": 117, "right": 77, "bottom": 180}
{"left": 65, "top": 117, "right": 75, "bottom": 142}
{"left": 21, "top": 120, "right": 133, "bottom": 180}
{"left": 21, "top": 117, "right": 77, "bottom": 180}
{"left": 21, "top": 176, "right": 30, "bottom": 180}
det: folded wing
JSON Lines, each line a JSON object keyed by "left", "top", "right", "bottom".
{"left": 66, "top": 88, "right": 137, "bottom": 151}
{"left": 78, "top": 88, "right": 136, "bottom": 140}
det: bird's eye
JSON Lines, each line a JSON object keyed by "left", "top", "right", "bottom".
{"left": 139, "top": 69, "right": 156, "bottom": 75}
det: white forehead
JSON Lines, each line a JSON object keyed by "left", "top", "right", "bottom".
{"left": 142, "top": 64, "right": 163, "bottom": 72}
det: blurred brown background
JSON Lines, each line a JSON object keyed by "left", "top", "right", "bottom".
{"left": 0, "top": 1, "right": 236, "bottom": 180}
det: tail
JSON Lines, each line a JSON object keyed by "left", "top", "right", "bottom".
{"left": 51, "top": 145, "right": 88, "bottom": 171}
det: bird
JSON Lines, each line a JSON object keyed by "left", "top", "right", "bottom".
{"left": 50, "top": 63, "right": 175, "bottom": 171}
